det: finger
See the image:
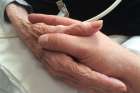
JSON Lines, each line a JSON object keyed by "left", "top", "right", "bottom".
{"left": 16, "top": 20, "right": 43, "bottom": 58}
{"left": 43, "top": 58, "right": 96, "bottom": 93}
{"left": 31, "top": 21, "right": 102, "bottom": 37}
{"left": 62, "top": 21, "right": 103, "bottom": 36}
{"left": 38, "top": 33, "right": 90, "bottom": 59}
{"left": 42, "top": 51, "right": 127, "bottom": 93}
{"left": 28, "top": 13, "right": 80, "bottom": 25}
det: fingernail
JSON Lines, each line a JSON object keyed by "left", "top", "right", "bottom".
{"left": 97, "top": 20, "right": 103, "bottom": 24}
{"left": 92, "top": 20, "right": 103, "bottom": 30}
{"left": 96, "top": 20, "right": 103, "bottom": 28}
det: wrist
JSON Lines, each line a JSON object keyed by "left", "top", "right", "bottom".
{"left": 94, "top": 32, "right": 140, "bottom": 80}
{"left": 121, "top": 54, "right": 140, "bottom": 92}
{"left": 123, "top": 54, "right": 140, "bottom": 80}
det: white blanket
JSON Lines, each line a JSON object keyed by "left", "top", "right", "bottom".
{"left": 122, "top": 36, "right": 140, "bottom": 54}
{"left": 0, "top": 23, "right": 77, "bottom": 93}
{"left": 0, "top": 23, "right": 140, "bottom": 93}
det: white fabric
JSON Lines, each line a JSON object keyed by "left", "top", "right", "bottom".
{"left": 0, "top": 23, "right": 78, "bottom": 93}
{"left": 0, "top": 0, "right": 14, "bottom": 23}
{"left": 0, "top": 0, "right": 77, "bottom": 93}
{"left": 122, "top": 36, "right": 140, "bottom": 54}
{"left": 0, "top": 1, "right": 140, "bottom": 93}
{"left": 0, "top": 0, "right": 30, "bottom": 35}
{"left": 0, "top": 0, "right": 29, "bottom": 24}
{"left": 1, "top": 23, "right": 140, "bottom": 93}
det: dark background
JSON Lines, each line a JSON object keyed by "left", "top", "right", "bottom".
{"left": 25, "top": 0, "right": 140, "bottom": 35}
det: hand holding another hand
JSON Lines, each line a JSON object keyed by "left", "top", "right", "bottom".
{"left": 30, "top": 14, "right": 140, "bottom": 93}
{"left": 28, "top": 14, "right": 128, "bottom": 93}
{"left": 6, "top": 4, "right": 127, "bottom": 92}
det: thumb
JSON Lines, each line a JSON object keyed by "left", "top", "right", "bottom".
{"left": 38, "top": 33, "right": 90, "bottom": 58}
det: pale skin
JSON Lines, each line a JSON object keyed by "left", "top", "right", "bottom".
{"left": 30, "top": 14, "right": 140, "bottom": 93}
{"left": 6, "top": 3, "right": 126, "bottom": 93}
{"left": 5, "top": 3, "right": 140, "bottom": 93}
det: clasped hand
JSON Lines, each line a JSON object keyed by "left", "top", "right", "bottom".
{"left": 8, "top": 8, "right": 140, "bottom": 92}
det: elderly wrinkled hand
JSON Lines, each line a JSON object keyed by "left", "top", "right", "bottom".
{"left": 28, "top": 14, "right": 127, "bottom": 93}
{"left": 30, "top": 14, "right": 140, "bottom": 93}
{"left": 6, "top": 3, "right": 127, "bottom": 92}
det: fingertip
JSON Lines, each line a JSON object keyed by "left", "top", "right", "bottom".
{"left": 78, "top": 20, "right": 103, "bottom": 36}
{"left": 97, "top": 20, "right": 103, "bottom": 29}
{"left": 28, "top": 13, "right": 37, "bottom": 23}
{"left": 97, "top": 20, "right": 103, "bottom": 25}
{"left": 109, "top": 77, "right": 127, "bottom": 92}
{"left": 91, "top": 20, "right": 103, "bottom": 30}
{"left": 96, "top": 73, "right": 127, "bottom": 93}
{"left": 86, "top": 20, "right": 103, "bottom": 35}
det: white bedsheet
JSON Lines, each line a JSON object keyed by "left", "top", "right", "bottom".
{"left": 0, "top": 22, "right": 140, "bottom": 93}
{"left": 0, "top": 23, "right": 77, "bottom": 93}
{"left": 122, "top": 36, "right": 140, "bottom": 54}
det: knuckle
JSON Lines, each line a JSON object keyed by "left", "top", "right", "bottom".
{"left": 32, "top": 23, "right": 47, "bottom": 35}
{"left": 74, "top": 23, "right": 86, "bottom": 32}
{"left": 55, "top": 25, "right": 66, "bottom": 33}
{"left": 76, "top": 23, "right": 89, "bottom": 34}
{"left": 46, "top": 53, "right": 68, "bottom": 73}
{"left": 69, "top": 65, "right": 92, "bottom": 84}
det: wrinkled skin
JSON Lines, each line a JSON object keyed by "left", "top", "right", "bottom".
{"left": 30, "top": 14, "right": 140, "bottom": 93}
{"left": 14, "top": 19, "right": 126, "bottom": 93}
{"left": 6, "top": 4, "right": 128, "bottom": 93}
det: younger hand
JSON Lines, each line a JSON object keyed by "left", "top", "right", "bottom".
{"left": 29, "top": 14, "right": 128, "bottom": 93}
{"left": 30, "top": 14, "right": 140, "bottom": 93}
